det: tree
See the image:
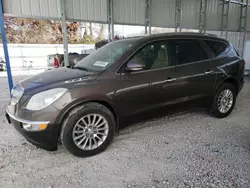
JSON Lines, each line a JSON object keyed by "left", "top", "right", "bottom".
{"left": 97, "top": 24, "right": 104, "bottom": 41}
{"left": 3, "top": 17, "right": 99, "bottom": 44}
{"left": 90, "top": 22, "right": 93, "bottom": 37}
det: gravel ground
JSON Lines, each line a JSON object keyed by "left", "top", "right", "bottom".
{"left": 0, "top": 76, "right": 250, "bottom": 188}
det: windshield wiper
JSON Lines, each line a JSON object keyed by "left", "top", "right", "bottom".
{"left": 73, "top": 66, "right": 89, "bottom": 72}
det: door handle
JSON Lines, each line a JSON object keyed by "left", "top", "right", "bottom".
{"left": 165, "top": 77, "right": 176, "bottom": 82}
{"left": 204, "top": 70, "right": 213, "bottom": 75}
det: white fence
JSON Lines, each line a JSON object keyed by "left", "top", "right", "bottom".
{"left": 0, "top": 44, "right": 95, "bottom": 69}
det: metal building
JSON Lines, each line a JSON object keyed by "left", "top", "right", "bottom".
{"left": 0, "top": 0, "right": 250, "bottom": 93}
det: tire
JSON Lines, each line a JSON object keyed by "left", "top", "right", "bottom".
{"left": 209, "top": 83, "right": 236, "bottom": 118}
{"left": 60, "top": 102, "right": 116, "bottom": 157}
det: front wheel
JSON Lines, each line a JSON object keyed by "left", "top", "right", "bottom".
{"left": 60, "top": 103, "right": 116, "bottom": 157}
{"left": 209, "top": 83, "right": 236, "bottom": 118}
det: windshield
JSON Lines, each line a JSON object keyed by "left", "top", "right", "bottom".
{"left": 74, "top": 39, "right": 137, "bottom": 72}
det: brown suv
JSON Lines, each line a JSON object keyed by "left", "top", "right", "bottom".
{"left": 6, "top": 33, "right": 244, "bottom": 157}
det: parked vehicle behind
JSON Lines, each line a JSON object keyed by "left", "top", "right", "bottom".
{"left": 0, "top": 57, "right": 6, "bottom": 71}
{"left": 94, "top": 35, "right": 124, "bottom": 50}
{"left": 47, "top": 53, "right": 64, "bottom": 68}
{"left": 47, "top": 54, "right": 56, "bottom": 68}
{"left": 61, "top": 53, "right": 89, "bottom": 67}
{"left": 47, "top": 53, "right": 89, "bottom": 69}
{"left": 95, "top": 39, "right": 108, "bottom": 50}
{"left": 6, "top": 33, "right": 245, "bottom": 157}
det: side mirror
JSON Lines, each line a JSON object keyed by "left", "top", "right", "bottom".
{"left": 124, "top": 60, "right": 145, "bottom": 72}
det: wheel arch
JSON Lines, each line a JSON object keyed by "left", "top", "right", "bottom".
{"left": 56, "top": 99, "right": 120, "bottom": 136}
{"left": 215, "top": 77, "right": 239, "bottom": 95}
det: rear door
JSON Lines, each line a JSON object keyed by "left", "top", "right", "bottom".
{"left": 174, "top": 38, "right": 216, "bottom": 100}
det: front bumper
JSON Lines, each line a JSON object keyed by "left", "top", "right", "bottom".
{"left": 6, "top": 108, "right": 58, "bottom": 151}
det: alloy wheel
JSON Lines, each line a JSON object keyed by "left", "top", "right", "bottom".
{"left": 217, "top": 89, "right": 234, "bottom": 114}
{"left": 72, "top": 114, "right": 109, "bottom": 150}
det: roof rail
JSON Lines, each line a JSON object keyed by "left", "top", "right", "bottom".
{"left": 204, "top": 33, "right": 218, "bottom": 37}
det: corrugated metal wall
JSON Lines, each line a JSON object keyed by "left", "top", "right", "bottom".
{"left": 247, "top": 33, "right": 250, "bottom": 41}
{"left": 206, "top": 0, "right": 221, "bottom": 30}
{"left": 2, "top": 0, "right": 250, "bottom": 32}
{"left": 208, "top": 31, "right": 237, "bottom": 47}
{"left": 151, "top": 0, "right": 175, "bottom": 28}
{"left": 65, "top": 0, "right": 107, "bottom": 22}
{"left": 113, "top": 0, "right": 145, "bottom": 25}
{"left": 228, "top": 3, "right": 241, "bottom": 31}
{"left": 3, "top": 0, "right": 61, "bottom": 19}
{"left": 180, "top": 0, "right": 199, "bottom": 29}
{"left": 247, "top": 6, "right": 250, "bottom": 31}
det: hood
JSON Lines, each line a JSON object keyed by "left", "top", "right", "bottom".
{"left": 19, "top": 67, "right": 99, "bottom": 92}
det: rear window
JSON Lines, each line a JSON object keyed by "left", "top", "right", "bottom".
{"left": 204, "top": 40, "right": 236, "bottom": 57}
{"left": 231, "top": 44, "right": 240, "bottom": 56}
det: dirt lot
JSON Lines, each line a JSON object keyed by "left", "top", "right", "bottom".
{"left": 0, "top": 76, "right": 250, "bottom": 188}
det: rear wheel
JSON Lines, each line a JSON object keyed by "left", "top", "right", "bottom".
{"left": 60, "top": 103, "right": 115, "bottom": 157}
{"left": 209, "top": 83, "right": 236, "bottom": 118}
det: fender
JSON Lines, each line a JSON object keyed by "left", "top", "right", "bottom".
{"left": 214, "top": 75, "right": 239, "bottom": 94}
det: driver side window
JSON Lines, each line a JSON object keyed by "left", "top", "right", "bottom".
{"left": 126, "top": 41, "right": 173, "bottom": 72}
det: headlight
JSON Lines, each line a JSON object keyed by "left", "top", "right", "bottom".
{"left": 11, "top": 84, "right": 24, "bottom": 105}
{"left": 26, "top": 88, "right": 67, "bottom": 111}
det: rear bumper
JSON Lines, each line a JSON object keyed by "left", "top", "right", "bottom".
{"left": 238, "top": 78, "right": 244, "bottom": 93}
{"left": 6, "top": 109, "right": 58, "bottom": 151}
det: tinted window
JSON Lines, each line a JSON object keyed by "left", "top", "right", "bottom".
{"left": 230, "top": 43, "right": 240, "bottom": 56}
{"left": 175, "top": 39, "right": 208, "bottom": 65}
{"left": 204, "top": 40, "right": 235, "bottom": 57}
{"left": 127, "top": 41, "right": 174, "bottom": 71}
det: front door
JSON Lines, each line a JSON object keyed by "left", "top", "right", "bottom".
{"left": 115, "top": 40, "right": 179, "bottom": 116}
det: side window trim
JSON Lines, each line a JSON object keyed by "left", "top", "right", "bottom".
{"left": 174, "top": 58, "right": 213, "bottom": 68}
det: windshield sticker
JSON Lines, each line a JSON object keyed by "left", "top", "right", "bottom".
{"left": 93, "top": 61, "right": 109, "bottom": 67}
